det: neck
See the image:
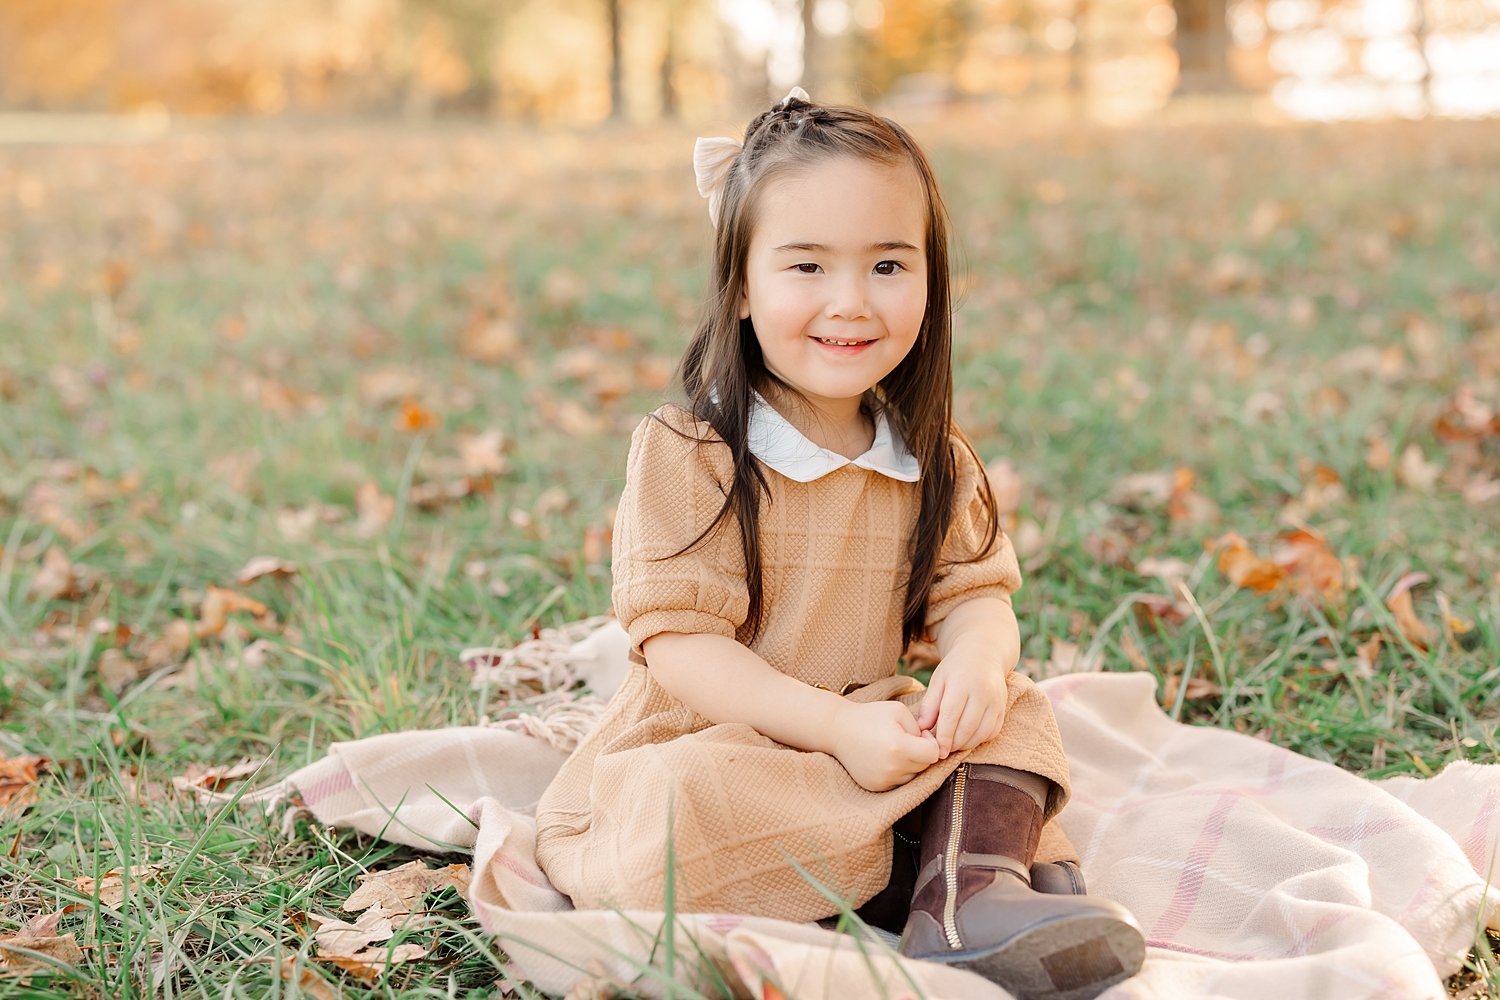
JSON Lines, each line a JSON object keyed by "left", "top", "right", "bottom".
{"left": 761, "top": 386, "right": 874, "bottom": 460}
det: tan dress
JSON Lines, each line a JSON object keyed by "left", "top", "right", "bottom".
{"left": 534, "top": 405, "right": 1073, "bottom": 922}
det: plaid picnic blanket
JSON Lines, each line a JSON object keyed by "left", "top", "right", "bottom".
{"left": 259, "top": 620, "right": 1499, "bottom": 999}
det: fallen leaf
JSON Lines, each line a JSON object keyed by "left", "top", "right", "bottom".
{"left": 358, "top": 368, "right": 424, "bottom": 408}
{"left": 0, "top": 932, "right": 84, "bottom": 971}
{"left": 311, "top": 906, "right": 395, "bottom": 954}
{"left": 458, "top": 429, "right": 508, "bottom": 476}
{"left": 1135, "top": 556, "right": 1193, "bottom": 592}
{"left": 1133, "top": 593, "right": 1190, "bottom": 627}
{"left": 1273, "top": 528, "right": 1346, "bottom": 605}
{"left": 235, "top": 556, "right": 298, "bottom": 585}
{"left": 1167, "top": 467, "right": 1219, "bottom": 526}
{"left": 458, "top": 314, "right": 519, "bottom": 364}
{"left": 1160, "top": 673, "right": 1221, "bottom": 705}
{"left": 324, "top": 943, "right": 428, "bottom": 980}
{"left": 28, "top": 547, "right": 82, "bottom": 601}
{"left": 97, "top": 648, "right": 142, "bottom": 690}
{"left": 1352, "top": 634, "right": 1383, "bottom": 679}
{"left": 408, "top": 476, "right": 491, "bottom": 512}
{"left": 1209, "top": 533, "right": 1284, "bottom": 593}
{"left": 342, "top": 861, "right": 470, "bottom": 916}
{"left": 0, "top": 755, "right": 46, "bottom": 813}
{"left": 278, "top": 958, "right": 344, "bottom": 1000}
{"left": 23, "top": 908, "right": 76, "bottom": 938}
{"left": 1386, "top": 572, "right": 1436, "bottom": 649}
{"left": 172, "top": 758, "right": 265, "bottom": 793}
{"left": 1020, "top": 639, "right": 1102, "bottom": 680}
{"left": 355, "top": 482, "right": 395, "bottom": 537}
{"left": 196, "top": 586, "right": 271, "bottom": 640}
{"left": 74, "top": 865, "right": 164, "bottom": 908}
{"left": 1396, "top": 444, "right": 1441, "bottom": 492}
{"left": 397, "top": 399, "right": 439, "bottom": 433}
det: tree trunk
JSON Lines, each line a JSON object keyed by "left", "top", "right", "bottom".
{"left": 660, "top": 3, "right": 678, "bottom": 119}
{"left": 801, "top": 0, "right": 819, "bottom": 94}
{"left": 608, "top": 0, "right": 624, "bottom": 119}
{"left": 1171, "top": 0, "right": 1235, "bottom": 93}
{"left": 1412, "top": 0, "right": 1432, "bottom": 115}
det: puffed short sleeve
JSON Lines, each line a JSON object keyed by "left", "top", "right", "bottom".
{"left": 611, "top": 407, "right": 751, "bottom": 654}
{"left": 924, "top": 437, "right": 1022, "bottom": 632}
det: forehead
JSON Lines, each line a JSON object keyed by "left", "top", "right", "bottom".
{"left": 750, "top": 155, "right": 928, "bottom": 250}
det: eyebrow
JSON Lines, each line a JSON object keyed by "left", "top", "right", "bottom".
{"left": 771, "top": 241, "right": 921, "bottom": 254}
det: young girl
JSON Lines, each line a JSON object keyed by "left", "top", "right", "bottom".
{"left": 535, "top": 89, "right": 1144, "bottom": 999}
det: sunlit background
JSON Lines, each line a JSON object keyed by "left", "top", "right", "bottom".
{"left": 1, "top": 0, "right": 1497, "bottom": 126}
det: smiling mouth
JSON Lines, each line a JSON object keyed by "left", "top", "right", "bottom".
{"left": 813, "top": 337, "right": 874, "bottom": 346}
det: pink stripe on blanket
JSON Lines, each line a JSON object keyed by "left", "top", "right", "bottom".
{"left": 495, "top": 851, "right": 548, "bottom": 889}
{"left": 1304, "top": 816, "right": 1415, "bottom": 842}
{"left": 1144, "top": 937, "right": 1256, "bottom": 961}
{"left": 299, "top": 769, "right": 354, "bottom": 806}
{"left": 1150, "top": 791, "right": 1238, "bottom": 939}
{"left": 1286, "top": 909, "right": 1352, "bottom": 957}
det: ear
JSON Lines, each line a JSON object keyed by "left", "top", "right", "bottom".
{"left": 737, "top": 285, "right": 751, "bottom": 320}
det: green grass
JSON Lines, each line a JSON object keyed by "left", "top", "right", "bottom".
{"left": 1, "top": 112, "right": 1497, "bottom": 997}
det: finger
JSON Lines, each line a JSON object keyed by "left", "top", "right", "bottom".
{"left": 916, "top": 679, "right": 943, "bottom": 732}
{"left": 935, "top": 690, "right": 966, "bottom": 757}
{"left": 892, "top": 703, "right": 922, "bottom": 736}
{"left": 951, "top": 699, "right": 985, "bottom": 753}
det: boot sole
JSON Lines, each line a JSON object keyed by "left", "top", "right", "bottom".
{"left": 923, "top": 912, "right": 1145, "bottom": 1000}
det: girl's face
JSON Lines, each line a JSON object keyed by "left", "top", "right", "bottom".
{"left": 738, "top": 155, "right": 928, "bottom": 424}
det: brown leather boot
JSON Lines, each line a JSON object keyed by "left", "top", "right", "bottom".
{"left": 899, "top": 764, "right": 1145, "bottom": 1000}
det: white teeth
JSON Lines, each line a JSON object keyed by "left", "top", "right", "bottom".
{"left": 818, "top": 338, "right": 867, "bottom": 346}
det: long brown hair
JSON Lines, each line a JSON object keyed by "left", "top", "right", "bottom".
{"left": 663, "top": 93, "right": 999, "bottom": 649}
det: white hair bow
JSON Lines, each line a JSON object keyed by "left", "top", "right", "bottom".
{"left": 693, "top": 87, "right": 811, "bottom": 227}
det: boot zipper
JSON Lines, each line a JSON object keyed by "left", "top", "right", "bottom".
{"left": 942, "top": 764, "right": 967, "bottom": 949}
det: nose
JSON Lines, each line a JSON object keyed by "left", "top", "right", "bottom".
{"left": 824, "top": 271, "right": 871, "bottom": 320}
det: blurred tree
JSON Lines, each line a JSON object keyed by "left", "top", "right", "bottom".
{"left": 608, "top": 0, "right": 625, "bottom": 118}
{"left": 1172, "top": 0, "right": 1234, "bottom": 91}
{"left": 802, "top": 0, "right": 821, "bottom": 95}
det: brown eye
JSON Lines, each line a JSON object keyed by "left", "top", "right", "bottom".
{"left": 874, "top": 261, "right": 903, "bottom": 275}
{"left": 796, "top": 263, "right": 820, "bottom": 273}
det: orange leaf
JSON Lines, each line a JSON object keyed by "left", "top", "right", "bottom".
{"left": 397, "top": 399, "right": 439, "bottom": 433}
{"left": 1273, "top": 528, "right": 1345, "bottom": 605}
{"left": 1386, "top": 573, "right": 1436, "bottom": 649}
{"left": 0, "top": 755, "right": 46, "bottom": 813}
{"left": 1210, "top": 533, "right": 1284, "bottom": 593}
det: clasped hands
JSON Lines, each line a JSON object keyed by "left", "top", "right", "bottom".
{"left": 831, "top": 644, "right": 1009, "bottom": 792}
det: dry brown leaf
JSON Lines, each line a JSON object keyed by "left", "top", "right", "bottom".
{"left": 0, "top": 932, "right": 84, "bottom": 970}
{"left": 196, "top": 586, "right": 271, "bottom": 640}
{"left": 1160, "top": 673, "right": 1221, "bottom": 705}
{"left": 358, "top": 368, "right": 424, "bottom": 408}
{"left": 311, "top": 906, "right": 395, "bottom": 954}
{"left": 172, "top": 758, "right": 265, "bottom": 793}
{"left": 355, "top": 482, "right": 395, "bottom": 538}
{"left": 28, "top": 547, "right": 82, "bottom": 601}
{"left": 0, "top": 755, "right": 46, "bottom": 813}
{"left": 1133, "top": 593, "right": 1190, "bottom": 627}
{"left": 279, "top": 958, "right": 344, "bottom": 1000}
{"left": 1273, "top": 528, "right": 1346, "bottom": 605}
{"left": 1210, "top": 533, "right": 1284, "bottom": 593}
{"left": 458, "top": 429, "right": 508, "bottom": 477}
{"left": 324, "top": 943, "right": 428, "bottom": 980}
{"left": 1396, "top": 444, "right": 1441, "bottom": 492}
{"left": 1119, "top": 629, "right": 1150, "bottom": 671}
{"left": 1167, "top": 467, "right": 1219, "bottom": 526}
{"left": 1136, "top": 556, "right": 1193, "bottom": 592}
{"left": 144, "top": 619, "right": 194, "bottom": 668}
{"left": 1352, "top": 634, "right": 1383, "bottom": 679}
{"left": 342, "top": 860, "right": 471, "bottom": 916}
{"left": 1020, "top": 639, "right": 1102, "bottom": 680}
{"left": 74, "top": 865, "right": 164, "bottom": 908}
{"left": 235, "top": 556, "right": 298, "bottom": 585}
{"left": 97, "top": 648, "right": 143, "bottom": 691}
{"left": 24, "top": 908, "right": 76, "bottom": 938}
{"left": 458, "top": 314, "right": 520, "bottom": 364}
{"left": 408, "top": 477, "right": 491, "bottom": 512}
{"left": 1386, "top": 572, "right": 1436, "bottom": 649}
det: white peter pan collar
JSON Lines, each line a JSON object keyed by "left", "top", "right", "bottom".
{"left": 748, "top": 391, "right": 922, "bottom": 483}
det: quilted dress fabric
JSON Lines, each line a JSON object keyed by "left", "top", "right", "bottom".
{"left": 533, "top": 405, "right": 1073, "bottom": 921}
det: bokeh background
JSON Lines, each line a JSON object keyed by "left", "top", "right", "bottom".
{"left": 3, "top": 0, "right": 1499, "bottom": 127}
